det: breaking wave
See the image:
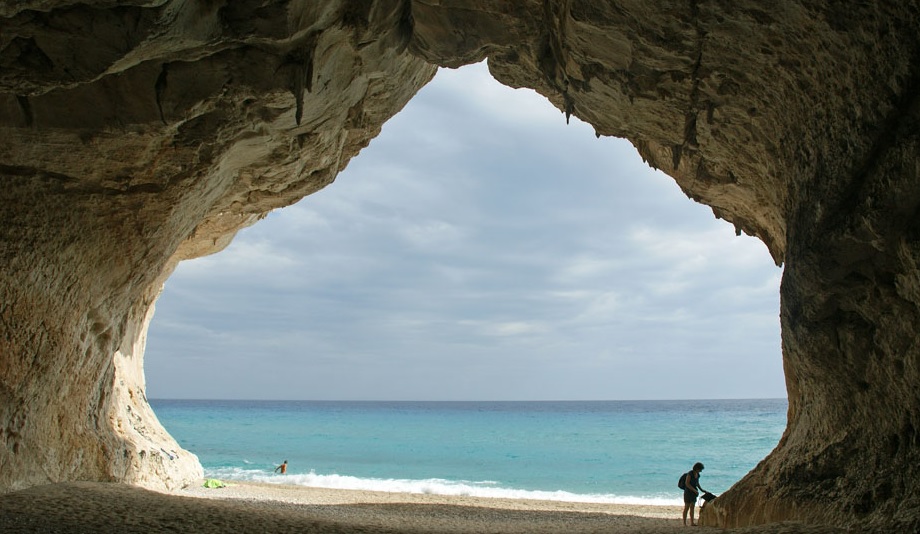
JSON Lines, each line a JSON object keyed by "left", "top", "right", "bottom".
{"left": 203, "top": 467, "right": 682, "bottom": 506}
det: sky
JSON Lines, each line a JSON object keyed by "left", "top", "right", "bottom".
{"left": 144, "top": 62, "right": 786, "bottom": 401}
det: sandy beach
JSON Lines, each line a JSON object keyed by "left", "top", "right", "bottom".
{"left": 0, "top": 479, "right": 852, "bottom": 533}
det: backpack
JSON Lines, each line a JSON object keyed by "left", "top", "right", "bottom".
{"left": 678, "top": 471, "right": 688, "bottom": 490}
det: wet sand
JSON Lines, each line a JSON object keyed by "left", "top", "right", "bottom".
{"left": 0, "top": 480, "right": 849, "bottom": 533}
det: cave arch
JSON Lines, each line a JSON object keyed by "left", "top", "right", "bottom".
{"left": 2, "top": 1, "right": 919, "bottom": 530}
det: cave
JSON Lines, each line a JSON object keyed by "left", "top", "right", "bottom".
{"left": 2, "top": 1, "right": 919, "bottom": 530}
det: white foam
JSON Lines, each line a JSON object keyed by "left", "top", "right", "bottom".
{"left": 204, "top": 467, "right": 683, "bottom": 506}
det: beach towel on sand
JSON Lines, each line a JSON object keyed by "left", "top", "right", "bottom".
{"left": 203, "top": 478, "right": 226, "bottom": 488}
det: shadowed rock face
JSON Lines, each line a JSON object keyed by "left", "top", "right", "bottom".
{"left": 1, "top": 0, "right": 918, "bottom": 529}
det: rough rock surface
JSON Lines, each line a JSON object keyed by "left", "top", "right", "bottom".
{"left": 1, "top": 1, "right": 919, "bottom": 530}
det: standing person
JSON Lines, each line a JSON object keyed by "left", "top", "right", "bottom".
{"left": 274, "top": 460, "right": 288, "bottom": 474}
{"left": 682, "top": 462, "right": 707, "bottom": 526}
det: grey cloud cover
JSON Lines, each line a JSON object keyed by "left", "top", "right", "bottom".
{"left": 145, "top": 63, "right": 784, "bottom": 401}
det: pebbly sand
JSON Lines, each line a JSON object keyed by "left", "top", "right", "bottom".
{"left": 0, "top": 480, "right": 850, "bottom": 533}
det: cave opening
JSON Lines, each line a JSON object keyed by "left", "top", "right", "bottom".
{"left": 140, "top": 62, "right": 786, "bottom": 499}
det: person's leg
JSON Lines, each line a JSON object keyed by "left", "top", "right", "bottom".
{"left": 689, "top": 500, "right": 697, "bottom": 526}
{"left": 682, "top": 501, "right": 690, "bottom": 525}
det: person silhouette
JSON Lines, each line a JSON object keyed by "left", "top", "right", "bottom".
{"left": 681, "top": 462, "right": 707, "bottom": 526}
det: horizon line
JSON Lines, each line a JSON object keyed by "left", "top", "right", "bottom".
{"left": 149, "top": 397, "right": 788, "bottom": 403}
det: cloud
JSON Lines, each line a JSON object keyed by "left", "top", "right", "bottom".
{"left": 144, "top": 62, "right": 784, "bottom": 401}
{"left": 418, "top": 62, "right": 565, "bottom": 130}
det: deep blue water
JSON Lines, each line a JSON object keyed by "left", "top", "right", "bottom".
{"left": 151, "top": 398, "right": 786, "bottom": 505}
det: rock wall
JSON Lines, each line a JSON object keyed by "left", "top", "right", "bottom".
{"left": 0, "top": 0, "right": 436, "bottom": 491}
{"left": 1, "top": 0, "right": 919, "bottom": 529}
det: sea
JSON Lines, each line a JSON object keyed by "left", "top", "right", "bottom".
{"left": 150, "top": 398, "right": 786, "bottom": 506}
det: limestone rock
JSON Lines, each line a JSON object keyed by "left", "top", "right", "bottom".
{"left": 1, "top": 1, "right": 919, "bottom": 530}
{"left": 0, "top": 0, "right": 436, "bottom": 492}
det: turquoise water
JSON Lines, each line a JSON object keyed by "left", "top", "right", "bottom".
{"left": 151, "top": 399, "right": 786, "bottom": 505}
